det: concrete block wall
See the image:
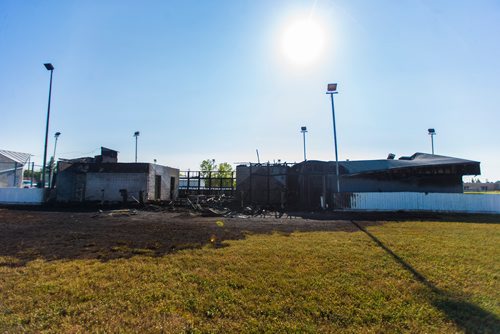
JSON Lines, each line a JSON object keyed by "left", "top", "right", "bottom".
{"left": 85, "top": 173, "right": 148, "bottom": 202}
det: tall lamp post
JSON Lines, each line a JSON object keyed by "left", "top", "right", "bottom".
{"left": 41, "top": 63, "right": 55, "bottom": 188}
{"left": 428, "top": 128, "right": 436, "bottom": 155}
{"left": 326, "top": 83, "right": 340, "bottom": 193}
{"left": 300, "top": 126, "right": 308, "bottom": 161}
{"left": 49, "top": 132, "right": 61, "bottom": 188}
{"left": 133, "top": 131, "right": 140, "bottom": 162}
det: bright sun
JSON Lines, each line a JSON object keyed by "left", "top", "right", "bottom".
{"left": 282, "top": 19, "right": 325, "bottom": 65}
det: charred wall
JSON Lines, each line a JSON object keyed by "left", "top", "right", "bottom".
{"left": 236, "top": 164, "right": 288, "bottom": 207}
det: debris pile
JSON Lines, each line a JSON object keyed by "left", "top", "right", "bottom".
{"left": 91, "top": 195, "right": 293, "bottom": 219}
{"left": 185, "top": 194, "right": 234, "bottom": 216}
{"left": 181, "top": 194, "right": 290, "bottom": 218}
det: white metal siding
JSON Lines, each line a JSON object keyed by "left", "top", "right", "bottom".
{"left": 0, "top": 188, "right": 45, "bottom": 204}
{"left": 347, "top": 192, "right": 500, "bottom": 214}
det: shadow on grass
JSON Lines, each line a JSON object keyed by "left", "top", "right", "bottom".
{"left": 351, "top": 220, "right": 500, "bottom": 334}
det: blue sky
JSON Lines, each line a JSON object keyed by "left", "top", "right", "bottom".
{"left": 1, "top": 0, "right": 499, "bottom": 181}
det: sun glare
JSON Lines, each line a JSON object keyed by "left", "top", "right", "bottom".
{"left": 282, "top": 19, "right": 325, "bottom": 65}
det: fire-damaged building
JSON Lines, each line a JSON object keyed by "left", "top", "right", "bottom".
{"left": 236, "top": 153, "right": 480, "bottom": 209}
{"left": 55, "top": 147, "right": 179, "bottom": 203}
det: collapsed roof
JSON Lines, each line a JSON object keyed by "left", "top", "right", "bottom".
{"left": 294, "top": 153, "right": 480, "bottom": 176}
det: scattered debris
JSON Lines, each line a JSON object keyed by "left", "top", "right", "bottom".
{"left": 111, "top": 209, "right": 137, "bottom": 217}
{"left": 88, "top": 194, "right": 293, "bottom": 219}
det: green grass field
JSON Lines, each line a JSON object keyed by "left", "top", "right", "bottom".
{"left": 1, "top": 219, "right": 499, "bottom": 333}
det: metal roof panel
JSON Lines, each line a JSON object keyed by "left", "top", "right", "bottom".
{"left": 0, "top": 150, "right": 32, "bottom": 165}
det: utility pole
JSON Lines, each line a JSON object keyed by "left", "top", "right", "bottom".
{"left": 326, "top": 83, "right": 340, "bottom": 193}
{"left": 300, "top": 126, "right": 308, "bottom": 161}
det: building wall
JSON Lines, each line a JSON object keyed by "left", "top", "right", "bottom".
{"left": 56, "top": 171, "right": 86, "bottom": 202}
{"left": 236, "top": 164, "right": 288, "bottom": 206}
{"left": 147, "top": 164, "right": 180, "bottom": 201}
{"left": 342, "top": 192, "right": 500, "bottom": 214}
{"left": 56, "top": 171, "right": 149, "bottom": 202}
{"left": 85, "top": 173, "right": 148, "bottom": 202}
{"left": 56, "top": 163, "right": 180, "bottom": 202}
{"left": 0, "top": 158, "right": 23, "bottom": 188}
{"left": 289, "top": 174, "right": 464, "bottom": 210}
{"left": 340, "top": 174, "right": 464, "bottom": 193}
{"left": 0, "top": 188, "right": 45, "bottom": 205}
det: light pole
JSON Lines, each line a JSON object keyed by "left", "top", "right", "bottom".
{"left": 49, "top": 131, "right": 61, "bottom": 188}
{"left": 41, "top": 63, "right": 54, "bottom": 188}
{"left": 428, "top": 128, "right": 436, "bottom": 154}
{"left": 300, "top": 126, "right": 308, "bottom": 161}
{"left": 133, "top": 131, "right": 140, "bottom": 162}
{"left": 326, "top": 83, "right": 340, "bottom": 193}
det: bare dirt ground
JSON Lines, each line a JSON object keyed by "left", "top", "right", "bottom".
{"left": 0, "top": 207, "right": 498, "bottom": 266}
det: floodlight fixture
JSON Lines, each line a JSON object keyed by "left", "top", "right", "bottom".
{"left": 326, "top": 83, "right": 340, "bottom": 193}
{"left": 428, "top": 128, "right": 436, "bottom": 154}
{"left": 327, "top": 83, "right": 338, "bottom": 94}
{"left": 41, "top": 63, "right": 55, "bottom": 188}
{"left": 134, "top": 131, "right": 140, "bottom": 162}
{"left": 300, "top": 126, "right": 308, "bottom": 161}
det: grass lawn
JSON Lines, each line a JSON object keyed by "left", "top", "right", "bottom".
{"left": 0, "top": 217, "right": 499, "bottom": 333}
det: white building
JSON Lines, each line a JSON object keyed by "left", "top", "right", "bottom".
{"left": 0, "top": 150, "right": 31, "bottom": 188}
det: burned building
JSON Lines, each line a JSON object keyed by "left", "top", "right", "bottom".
{"left": 236, "top": 163, "right": 289, "bottom": 207}
{"left": 55, "top": 147, "right": 179, "bottom": 203}
{"left": 237, "top": 153, "right": 481, "bottom": 210}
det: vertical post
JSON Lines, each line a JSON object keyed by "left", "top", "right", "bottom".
{"left": 300, "top": 126, "right": 308, "bottom": 161}
{"left": 231, "top": 171, "right": 234, "bottom": 196}
{"left": 49, "top": 133, "right": 60, "bottom": 188}
{"left": 197, "top": 171, "right": 201, "bottom": 194}
{"left": 330, "top": 93, "right": 340, "bottom": 193}
{"left": 208, "top": 171, "right": 212, "bottom": 194}
{"left": 135, "top": 136, "right": 138, "bottom": 162}
{"left": 322, "top": 175, "right": 326, "bottom": 209}
{"left": 133, "top": 131, "right": 140, "bottom": 162}
{"left": 267, "top": 163, "right": 270, "bottom": 205}
{"left": 31, "top": 162, "right": 34, "bottom": 187}
{"left": 13, "top": 162, "right": 18, "bottom": 187}
{"left": 48, "top": 160, "right": 52, "bottom": 188}
{"left": 186, "top": 171, "right": 190, "bottom": 194}
{"left": 219, "top": 172, "right": 223, "bottom": 195}
{"left": 431, "top": 135, "right": 435, "bottom": 155}
{"left": 249, "top": 164, "right": 253, "bottom": 203}
{"left": 303, "top": 131, "right": 307, "bottom": 161}
{"left": 428, "top": 128, "right": 436, "bottom": 155}
{"left": 41, "top": 68, "right": 54, "bottom": 188}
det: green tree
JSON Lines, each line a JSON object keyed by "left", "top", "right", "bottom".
{"left": 23, "top": 169, "right": 41, "bottom": 182}
{"left": 200, "top": 159, "right": 217, "bottom": 177}
{"left": 217, "top": 162, "right": 234, "bottom": 188}
{"left": 199, "top": 159, "right": 234, "bottom": 188}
